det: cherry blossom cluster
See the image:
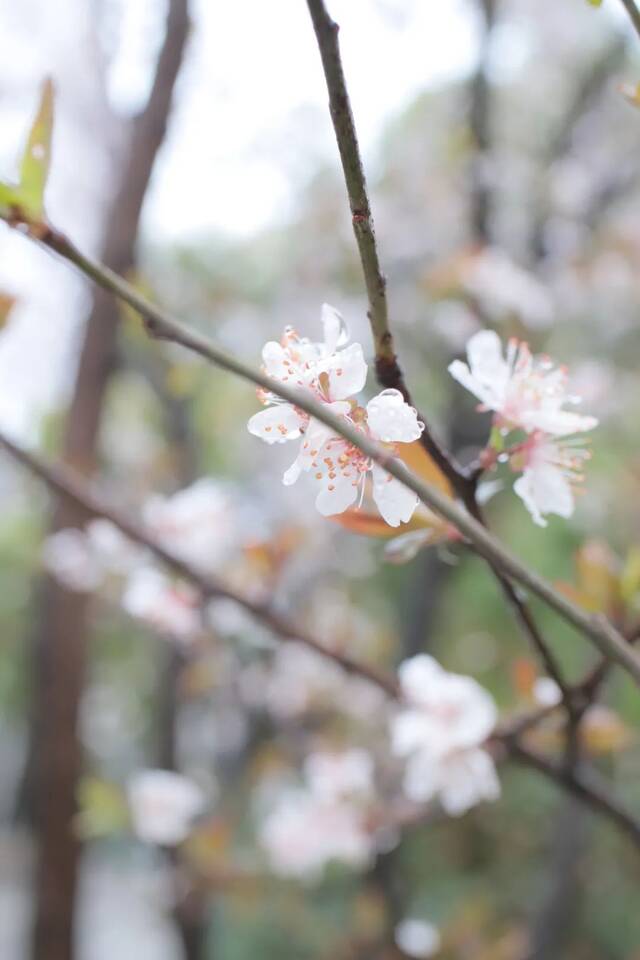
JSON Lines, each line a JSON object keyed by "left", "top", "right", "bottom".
{"left": 248, "top": 304, "right": 425, "bottom": 527}
{"left": 390, "top": 655, "right": 500, "bottom": 817}
{"left": 257, "top": 748, "right": 378, "bottom": 880}
{"left": 449, "top": 330, "right": 598, "bottom": 526}
{"left": 42, "top": 479, "right": 232, "bottom": 642}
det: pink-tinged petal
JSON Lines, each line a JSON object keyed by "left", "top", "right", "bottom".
{"left": 321, "top": 303, "right": 349, "bottom": 354}
{"left": 523, "top": 409, "right": 598, "bottom": 436}
{"left": 366, "top": 389, "right": 424, "bottom": 443}
{"left": 514, "top": 463, "right": 574, "bottom": 527}
{"left": 262, "top": 341, "right": 290, "bottom": 379}
{"left": 372, "top": 463, "right": 419, "bottom": 527}
{"left": 448, "top": 330, "right": 509, "bottom": 410}
{"left": 319, "top": 343, "right": 367, "bottom": 401}
{"left": 315, "top": 472, "right": 359, "bottom": 517}
{"left": 247, "top": 404, "right": 304, "bottom": 444}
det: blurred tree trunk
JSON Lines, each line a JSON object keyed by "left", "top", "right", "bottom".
{"left": 150, "top": 361, "right": 209, "bottom": 958}
{"left": 28, "top": 4, "right": 190, "bottom": 960}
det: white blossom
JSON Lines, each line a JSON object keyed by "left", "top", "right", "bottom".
{"left": 448, "top": 330, "right": 597, "bottom": 436}
{"left": 287, "top": 388, "right": 424, "bottom": 526}
{"left": 122, "top": 567, "right": 202, "bottom": 642}
{"left": 41, "top": 528, "right": 105, "bottom": 593}
{"left": 512, "top": 433, "right": 591, "bottom": 527}
{"left": 247, "top": 304, "right": 366, "bottom": 450}
{"left": 304, "top": 749, "right": 374, "bottom": 803}
{"left": 258, "top": 786, "right": 373, "bottom": 880}
{"left": 143, "top": 478, "right": 232, "bottom": 572}
{"left": 395, "top": 919, "right": 441, "bottom": 959}
{"left": 390, "top": 655, "right": 499, "bottom": 817}
{"left": 248, "top": 306, "right": 424, "bottom": 526}
{"left": 128, "top": 769, "right": 204, "bottom": 846}
{"left": 532, "top": 676, "right": 562, "bottom": 707}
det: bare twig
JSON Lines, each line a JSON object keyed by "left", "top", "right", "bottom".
{"left": 619, "top": 0, "right": 640, "bottom": 41}
{"left": 3, "top": 428, "right": 637, "bottom": 845}
{"left": 0, "top": 430, "right": 399, "bottom": 699}
{"left": 508, "top": 740, "right": 640, "bottom": 848}
{"left": 304, "top": 0, "right": 466, "bottom": 493}
{"left": 1, "top": 217, "right": 638, "bottom": 688}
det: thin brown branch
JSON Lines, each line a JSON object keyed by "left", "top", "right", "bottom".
{"left": 6, "top": 428, "right": 637, "bottom": 845}
{"left": 2, "top": 218, "right": 639, "bottom": 690}
{"left": 0, "top": 430, "right": 399, "bottom": 699}
{"left": 508, "top": 740, "right": 640, "bottom": 848}
{"left": 620, "top": 0, "right": 640, "bottom": 41}
{"left": 304, "top": 0, "right": 467, "bottom": 494}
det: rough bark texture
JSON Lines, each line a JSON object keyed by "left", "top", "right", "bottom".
{"left": 30, "top": 4, "right": 190, "bottom": 959}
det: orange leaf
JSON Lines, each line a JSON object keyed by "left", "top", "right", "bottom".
{"left": 397, "top": 440, "right": 453, "bottom": 497}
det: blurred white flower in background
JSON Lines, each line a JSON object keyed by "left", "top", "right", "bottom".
{"left": 258, "top": 748, "right": 376, "bottom": 880}
{"left": 391, "top": 654, "right": 500, "bottom": 816}
{"left": 41, "top": 528, "right": 105, "bottom": 593}
{"left": 127, "top": 769, "right": 204, "bottom": 846}
{"left": 122, "top": 568, "right": 202, "bottom": 643}
{"left": 395, "top": 918, "right": 441, "bottom": 958}
{"left": 142, "top": 478, "right": 233, "bottom": 572}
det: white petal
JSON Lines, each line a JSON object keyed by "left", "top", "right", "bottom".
{"left": 523, "top": 409, "right": 598, "bottom": 436}
{"left": 397, "top": 655, "right": 445, "bottom": 704}
{"left": 438, "top": 749, "right": 500, "bottom": 817}
{"left": 514, "top": 462, "right": 574, "bottom": 527}
{"left": 372, "top": 463, "right": 419, "bottom": 527}
{"left": 315, "top": 471, "right": 359, "bottom": 517}
{"left": 466, "top": 329, "right": 506, "bottom": 381}
{"left": 402, "top": 750, "right": 442, "bottom": 804}
{"left": 366, "top": 389, "right": 424, "bottom": 443}
{"left": 247, "top": 404, "right": 305, "bottom": 444}
{"left": 319, "top": 343, "right": 367, "bottom": 401}
{"left": 261, "top": 341, "right": 290, "bottom": 379}
{"left": 321, "top": 302, "right": 349, "bottom": 353}
{"left": 283, "top": 457, "right": 302, "bottom": 486}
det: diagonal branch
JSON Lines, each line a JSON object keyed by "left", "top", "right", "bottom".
{"left": 5, "top": 428, "right": 640, "bottom": 847}
{"left": 508, "top": 740, "right": 640, "bottom": 848}
{"left": 2, "top": 215, "right": 639, "bottom": 688}
{"left": 305, "top": 0, "right": 466, "bottom": 493}
{"left": 620, "top": 0, "right": 640, "bottom": 41}
{"left": 0, "top": 429, "right": 399, "bottom": 699}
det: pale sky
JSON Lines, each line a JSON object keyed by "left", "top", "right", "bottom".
{"left": 0, "top": 0, "right": 479, "bottom": 433}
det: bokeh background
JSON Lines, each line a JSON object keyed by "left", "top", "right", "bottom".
{"left": 1, "top": 0, "right": 640, "bottom": 957}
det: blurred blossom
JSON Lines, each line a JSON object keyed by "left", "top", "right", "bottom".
{"left": 258, "top": 749, "right": 377, "bottom": 880}
{"left": 390, "top": 655, "right": 500, "bottom": 816}
{"left": 395, "top": 918, "right": 441, "bottom": 958}
{"left": 304, "top": 749, "right": 374, "bottom": 803}
{"left": 532, "top": 676, "right": 562, "bottom": 708}
{"left": 122, "top": 568, "right": 202, "bottom": 643}
{"left": 127, "top": 770, "right": 204, "bottom": 846}
{"left": 143, "top": 478, "right": 233, "bottom": 572}
{"left": 429, "top": 300, "right": 479, "bottom": 351}
{"left": 459, "top": 247, "right": 554, "bottom": 329}
{"left": 258, "top": 786, "right": 374, "bottom": 880}
{"left": 41, "top": 528, "right": 104, "bottom": 592}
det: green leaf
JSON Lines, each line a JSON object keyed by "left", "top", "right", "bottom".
{"left": 0, "top": 181, "right": 23, "bottom": 219}
{"left": 19, "top": 78, "right": 54, "bottom": 218}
